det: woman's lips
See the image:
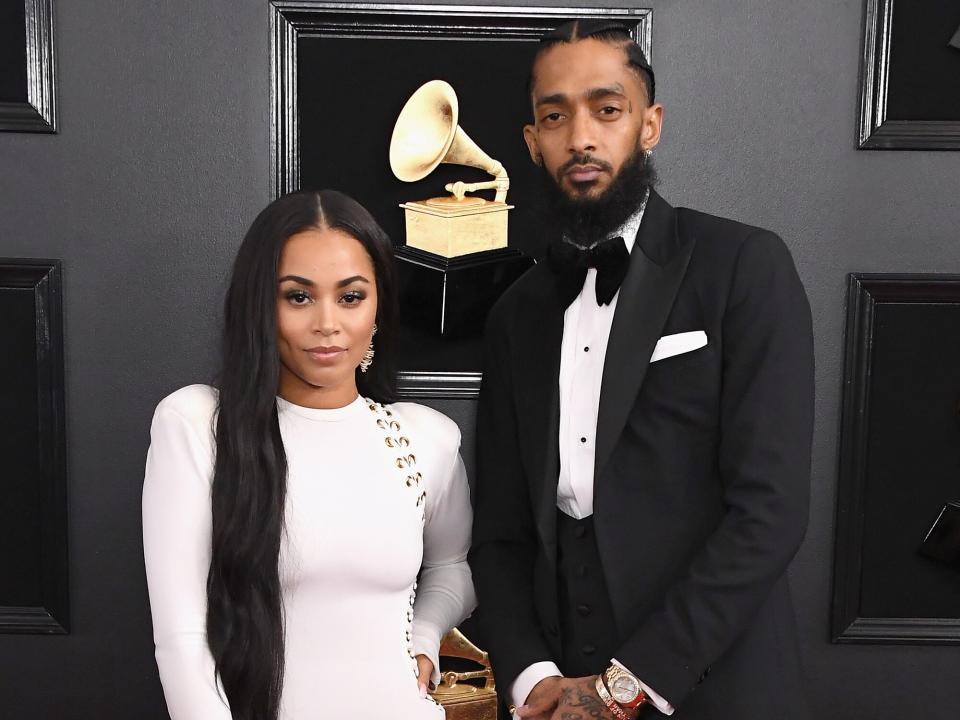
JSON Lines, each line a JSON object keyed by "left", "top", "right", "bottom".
{"left": 305, "top": 346, "right": 346, "bottom": 364}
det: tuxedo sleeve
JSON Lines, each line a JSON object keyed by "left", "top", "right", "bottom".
{"left": 469, "top": 307, "right": 556, "bottom": 690}
{"left": 614, "top": 231, "right": 814, "bottom": 706}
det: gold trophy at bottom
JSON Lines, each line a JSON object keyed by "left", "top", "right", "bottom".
{"left": 429, "top": 628, "right": 498, "bottom": 720}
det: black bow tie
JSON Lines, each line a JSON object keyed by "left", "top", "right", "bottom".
{"left": 546, "top": 236, "right": 630, "bottom": 306}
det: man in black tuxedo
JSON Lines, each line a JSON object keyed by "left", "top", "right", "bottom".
{"left": 470, "top": 20, "right": 814, "bottom": 720}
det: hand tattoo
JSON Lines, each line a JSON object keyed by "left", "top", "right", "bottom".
{"left": 553, "top": 677, "right": 613, "bottom": 719}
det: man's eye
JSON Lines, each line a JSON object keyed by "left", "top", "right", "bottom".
{"left": 542, "top": 112, "right": 563, "bottom": 123}
{"left": 599, "top": 106, "right": 621, "bottom": 115}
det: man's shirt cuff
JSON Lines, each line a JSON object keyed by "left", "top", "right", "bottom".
{"left": 510, "top": 661, "right": 563, "bottom": 714}
{"left": 611, "top": 658, "right": 675, "bottom": 715}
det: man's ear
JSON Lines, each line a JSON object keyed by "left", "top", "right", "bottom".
{"left": 641, "top": 103, "right": 664, "bottom": 151}
{"left": 523, "top": 124, "right": 542, "bottom": 165}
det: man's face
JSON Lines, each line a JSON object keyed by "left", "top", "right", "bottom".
{"left": 524, "top": 38, "right": 663, "bottom": 200}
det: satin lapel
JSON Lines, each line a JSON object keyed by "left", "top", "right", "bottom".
{"left": 594, "top": 193, "right": 695, "bottom": 481}
{"left": 513, "top": 270, "right": 565, "bottom": 553}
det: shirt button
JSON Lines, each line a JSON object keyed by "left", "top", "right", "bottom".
{"left": 580, "top": 437, "right": 587, "bottom": 443}
{"left": 584, "top": 346, "right": 590, "bottom": 352}
{"left": 577, "top": 604, "right": 592, "bottom": 617}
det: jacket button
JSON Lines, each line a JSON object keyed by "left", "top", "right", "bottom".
{"left": 576, "top": 604, "right": 592, "bottom": 617}
{"left": 577, "top": 565, "right": 589, "bottom": 577}
{"left": 581, "top": 643, "right": 596, "bottom": 655}
{"left": 548, "top": 624, "right": 559, "bottom": 636}
{"left": 574, "top": 525, "right": 587, "bottom": 538}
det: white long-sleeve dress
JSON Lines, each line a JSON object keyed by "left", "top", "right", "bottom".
{"left": 142, "top": 385, "right": 476, "bottom": 719}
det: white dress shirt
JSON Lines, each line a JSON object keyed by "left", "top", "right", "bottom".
{"left": 511, "top": 194, "right": 675, "bottom": 716}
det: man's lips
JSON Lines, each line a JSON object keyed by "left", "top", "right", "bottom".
{"left": 565, "top": 164, "right": 605, "bottom": 183}
{"left": 305, "top": 346, "right": 346, "bottom": 363}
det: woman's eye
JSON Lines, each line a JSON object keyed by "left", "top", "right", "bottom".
{"left": 340, "top": 291, "right": 365, "bottom": 305}
{"left": 286, "top": 290, "right": 311, "bottom": 305}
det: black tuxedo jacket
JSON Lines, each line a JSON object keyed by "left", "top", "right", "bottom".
{"left": 470, "top": 190, "right": 814, "bottom": 718}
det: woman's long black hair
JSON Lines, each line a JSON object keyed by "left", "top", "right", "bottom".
{"left": 207, "top": 190, "right": 397, "bottom": 719}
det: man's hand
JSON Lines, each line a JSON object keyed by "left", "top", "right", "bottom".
{"left": 415, "top": 654, "right": 434, "bottom": 697}
{"left": 517, "top": 675, "right": 628, "bottom": 720}
{"left": 515, "top": 676, "right": 563, "bottom": 719}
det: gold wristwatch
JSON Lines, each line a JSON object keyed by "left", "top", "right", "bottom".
{"left": 604, "top": 665, "right": 648, "bottom": 713}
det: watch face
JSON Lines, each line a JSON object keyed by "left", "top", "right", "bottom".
{"left": 610, "top": 674, "right": 640, "bottom": 703}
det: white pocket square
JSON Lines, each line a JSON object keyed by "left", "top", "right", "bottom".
{"left": 650, "top": 331, "right": 708, "bottom": 363}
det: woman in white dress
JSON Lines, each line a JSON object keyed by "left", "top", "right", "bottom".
{"left": 142, "top": 190, "right": 476, "bottom": 720}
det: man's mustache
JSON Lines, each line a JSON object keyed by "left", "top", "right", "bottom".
{"left": 557, "top": 154, "right": 614, "bottom": 176}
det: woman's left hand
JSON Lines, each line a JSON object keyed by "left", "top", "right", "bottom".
{"left": 415, "top": 654, "right": 435, "bottom": 697}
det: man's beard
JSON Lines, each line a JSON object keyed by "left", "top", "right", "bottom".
{"left": 534, "top": 144, "right": 657, "bottom": 248}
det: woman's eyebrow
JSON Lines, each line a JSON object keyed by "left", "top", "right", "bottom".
{"left": 336, "top": 275, "right": 370, "bottom": 288}
{"left": 277, "top": 274, "right": 315, "bottom": 286}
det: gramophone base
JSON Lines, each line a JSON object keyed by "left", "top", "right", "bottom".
{"left": 395, "top": 245, "right": 533, "bottom": 339}
{"left": 400, "top": 199, "right": 513, "bottom": 258}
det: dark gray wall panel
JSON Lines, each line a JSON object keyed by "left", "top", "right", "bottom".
{"left": 0, "top": 1, "right": 958, "bottom": 717}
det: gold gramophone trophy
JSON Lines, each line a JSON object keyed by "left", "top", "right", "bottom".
{"left": 429, "top": 627, "right": 498, "bottom": 720}
{"left": 389, "top": 80, "right": 532, "bottom": 339}
{"left": 390, "top": 79, "right": 512, "bottom": 257}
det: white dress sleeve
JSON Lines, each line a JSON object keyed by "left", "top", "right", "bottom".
{"left": 410, "top": 438, "right": 478, "bottom": 687}
{"left": 142, "top": 390, "right": 232, "bottom": 720}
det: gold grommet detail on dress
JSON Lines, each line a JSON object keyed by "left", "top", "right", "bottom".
{"left": 365, "top": 397, "right": 428, "bottom": 674}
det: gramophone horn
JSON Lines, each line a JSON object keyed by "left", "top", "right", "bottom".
{"left": 390, "top": 80, "right": 504, "bottom": 183}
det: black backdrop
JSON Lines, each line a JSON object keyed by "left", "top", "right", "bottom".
{"left": 0, "top": 287, "right": 42, "bottom": 607}
{"left": 0, "top": 0, "right": 28, "bottom": 102}
{"left": 298, "top": 37, "right": 542, "bottom": 257}
{"left": 885, "top": 0, "right": 960, "bottom": 121}
{"left": 859, "top": 302, "right": 960, "bottom": 618}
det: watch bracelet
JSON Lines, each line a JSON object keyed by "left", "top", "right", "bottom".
{"left": 604, "top": 665, "right": 648, "bottom": 711}
{"left": 595, "top": 675, "right": 631, "bottom": 720}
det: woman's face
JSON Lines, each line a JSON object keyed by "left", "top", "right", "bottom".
{"left": 276, "top": 226, "right": 378, "bottom": 409}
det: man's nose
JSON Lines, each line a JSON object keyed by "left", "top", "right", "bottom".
{"left": 567, "top": 110, "right": 597, "bottom": 155}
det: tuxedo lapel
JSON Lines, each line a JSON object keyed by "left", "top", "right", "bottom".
{"left": 595, "top": 192, "right": 695, "bottom": 481}
{"left": 513, "top": 270, "right": 565, "bottom": 551}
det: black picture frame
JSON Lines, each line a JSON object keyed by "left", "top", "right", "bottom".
{"left": 0, "top": 0, "right": 56, "bottom": 133}
{"left": 832, "top": 274, "right": 960, "bottom": 644}
{"left": 857, "top": 0, "right": 960, "bottom": 149}
{"left": 0, "top": 259, "right": 68, "bottom": 634}
{"left": 270, "top": 2, "right": 652, "bottom": 398}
